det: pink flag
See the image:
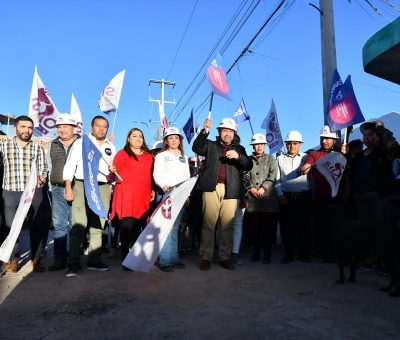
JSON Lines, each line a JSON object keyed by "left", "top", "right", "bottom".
{"left": 28, "top": 66, "right": 60, "bottom": 138}
{"left": 207, "top": 53, "right": 230, "bottom": 100}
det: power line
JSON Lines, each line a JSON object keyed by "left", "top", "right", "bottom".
{"left": 166, "top": 0, "right": 199, "bottom": 79}
{"left": 168, "top": 0, "right": 253, "bottom": 122}
{"left": 170, "top": 0, "right": 264, "bottom": 122}
{"left": 175, "top": 0, "right": 289, "bottom": 122}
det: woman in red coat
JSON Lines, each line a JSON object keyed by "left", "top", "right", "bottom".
{"left": 110, "top": 128, "right": 155, "bottom": 263}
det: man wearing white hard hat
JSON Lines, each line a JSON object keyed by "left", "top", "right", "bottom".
{"left": 47, "top": 114, "right": 80, "bottom": 271}
{"left": 275, "top": 130, "right": 311, "bottom": 263}
{"left": 192, "top": 117, "right": 252, "bottom": 271}
{"left": 244, "top": 133, "right": 279, "bottom": 264}
{"left": 300, "top": 125, "right": 341, "bottom": 262}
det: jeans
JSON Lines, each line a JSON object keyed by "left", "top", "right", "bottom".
{"left": 232, "top": 207, "right": 245, "bottom": 254}
{"left": 159, "top": 207, "right": 185, "bottom": 266}
{"left": 51, "top": 186, "right": 72, "bottom": 261}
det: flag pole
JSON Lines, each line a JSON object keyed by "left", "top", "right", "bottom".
{"left": 207, "top": 92, "right": 214, "bottom": 120}
{"left": 111, "top": 109, "right": 118, "bottom": 136}
{"left": 241, "top": 98, "right": 254, "bottom": 135}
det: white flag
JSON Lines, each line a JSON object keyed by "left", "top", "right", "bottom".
{"left": 98, "top": 70, "right": 126, "bottom": 113}
{"left": 122, "top": 176, "right": 198, "bottom": 272}
{"left": 0, "top": 167, "right": 37, "bottom": 263}
{"left": 314, "top": 151, "right": 347, "bottom": 198}
{"left": 28, "top": 66, "right": 60, "bottom": 138}
{"left": 261, "top": 99, "right": 283, "bottom": 154}
{"left": 158, "top": 101, "right": 168, "bottom": 129}
{"left": 70, "top": 94, "right": 83, "bottom": 135}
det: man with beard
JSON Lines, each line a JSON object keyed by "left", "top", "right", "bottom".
{"left": 192, "top": 117, "right": 252, "bottom": 271}
{"left": 0, "top": 115, "right": 47, "bottom": 273}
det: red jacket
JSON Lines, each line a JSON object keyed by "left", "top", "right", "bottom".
{"left": 110, "top": 150, "right": 154, "bottom": 220}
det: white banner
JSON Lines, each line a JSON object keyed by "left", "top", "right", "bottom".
{"left": 261, "top": 99, "right": 283, "bottom": 154}
{"left": 70, "top": 93, "right": 83, "bottom": 135}
{"left": 28, "top": 66, "right": 60, "bottom": 138}
{"left": 0, "top": 167, "right": 38, "bottom": 263}
{"left": 314, "top": 151, "right": 347, "bottom": 198}
{"left": 122, "top": 176, "right": 198, "bottom": 272}
{"left": 98, "top": 70, "right": 126, "bottom": 113}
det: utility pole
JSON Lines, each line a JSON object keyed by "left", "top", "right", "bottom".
{"left": 319, "top": 0, "right": 337, "bottom": 124}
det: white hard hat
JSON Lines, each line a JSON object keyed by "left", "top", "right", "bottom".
{"left": 320, "top": 125, "right": 338, "bottom": 139}
{"left": 285, "top": 130, "right": 303, "bottom": 143}
{"left": 250, "top": 133, "right": 267, "bottom": 145}
{"left": 55, "top": 113, "right": 77, "bottom": 127}
{"left": 217, "top": 118, "right": 237, "bottom": 132}
{"left": 163, "top": 127, "right": 183, "bottom": 139}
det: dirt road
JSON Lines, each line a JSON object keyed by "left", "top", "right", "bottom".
{"left": 0, "top": 249, "right": 399, "bottom": 340}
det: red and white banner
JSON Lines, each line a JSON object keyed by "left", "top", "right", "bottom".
{"left": 0, "top": 167, "right": 37, "bottom": 263}
{"left": 122, "top": 176, "right": 198, "bottom": 272}
{"left": 70, "top": 94, "right": 83, "bottom": 135}
{"left": 98, "top": 70, "right": 125, "bottom": 113}
{"left": 314, "top": 151, "right": 347, "bottom": 198}
{"left": 28, "top": 66, "right": 60, "bottom": 138}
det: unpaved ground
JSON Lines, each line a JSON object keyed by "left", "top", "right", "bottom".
{"left": 1, "top": 248, "right": 399, "bottom": 340}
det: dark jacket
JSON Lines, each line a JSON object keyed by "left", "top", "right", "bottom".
{"left": 192, "top": 130, "right": 252, "bottom": 198}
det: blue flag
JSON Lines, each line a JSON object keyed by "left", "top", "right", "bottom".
{"left": 183, "top": 109, "right": 195, "bottom": 143}
{"left": 233, "top": 99, "right": 250, "bottom": 123}
{"left": 327, "top": 69, "right": 365, "bottom": 131}
{"left": 82, "top": 133, "right": 108, "bottom": 220}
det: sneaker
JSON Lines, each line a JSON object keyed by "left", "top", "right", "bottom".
{"left": 87, "top": 262, "right": 110, "bottom": 272}
{"left": 172, "top": 262, "right": 185, "bottom": 269}
{"left": 231, "top": 253, "right": 243, "bottom": 265}
{"left": 65, "top": 265, "right": 78, "bottom": 277}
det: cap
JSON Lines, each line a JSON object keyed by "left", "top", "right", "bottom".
{"left": 285, "top": 130, "right": 303, "bottom": 143}
{"left": 319, "top": 125, "right": 338, "bottom": 139}
{"left": 217, "top": 118, "right": 237, "bottom": 132}
{"left": 163, "top": 127, "right": 183, "bottom": 139}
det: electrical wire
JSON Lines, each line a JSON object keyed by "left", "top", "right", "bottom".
{"left": 166, "top": 0, "right": 199, "bottom": 79}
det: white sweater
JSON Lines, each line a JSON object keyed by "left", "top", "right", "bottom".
{"left": 153, "top": 149, "right": 190, "bottom": 189}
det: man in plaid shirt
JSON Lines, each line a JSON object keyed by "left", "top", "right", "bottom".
{"left": 0, "top": 115, "right": 47, "bottom": 273}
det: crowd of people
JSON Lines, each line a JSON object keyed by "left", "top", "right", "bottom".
{"left": 0, "top": 113, "right": 399, "bottom": 289}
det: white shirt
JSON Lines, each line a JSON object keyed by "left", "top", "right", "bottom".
{"left": 274, "top": 152, "right": 310, "bottom": 197}
{"left": 153, "top": 149, "right": 190, "bottom": 189}
{"left": 63, "top": 134, "right": 116, "bottom": 182}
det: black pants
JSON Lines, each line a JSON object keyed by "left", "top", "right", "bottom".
{"left": 250, "top": 212, "right": 278, "bottom": 261}
{"left": 2, "top": 188, "right": 49, "bottom": 261}
{"left": 279, "top": 191, "right": 311, "bottom": 259}
{"left": 119, "top": 216, "right": 143, "bottom": 260}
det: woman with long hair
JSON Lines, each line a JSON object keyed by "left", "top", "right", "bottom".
{"left": 153, "top": 127, "right": 190, "bottom": 272}
{"left": 110, "top": 128, "right": 155, "bottom": 268}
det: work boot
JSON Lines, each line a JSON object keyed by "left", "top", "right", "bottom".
{"left": 32, "top": 259, "right": 45, "bottom": 273}
{"left": 5, "top": 259, "right": 19, "bottom": 273}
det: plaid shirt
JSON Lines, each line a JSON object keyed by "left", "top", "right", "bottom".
{"left": 0, "top": 137, "right": 47, "bottom": 191}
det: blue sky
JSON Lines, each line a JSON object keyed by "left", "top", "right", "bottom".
{"left": 0, "top": 0, "right": 399, "bottom": 153}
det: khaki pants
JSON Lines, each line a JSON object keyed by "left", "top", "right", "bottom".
{"left": 200, "top": 183, "right": 238, "bottom": 261}
{"left": 69, "top": 181, "right": 111, "bottom": 265}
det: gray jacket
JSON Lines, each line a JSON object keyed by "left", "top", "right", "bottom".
{"left": 244, "top": 153, "right": 279, "bottom": 213}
